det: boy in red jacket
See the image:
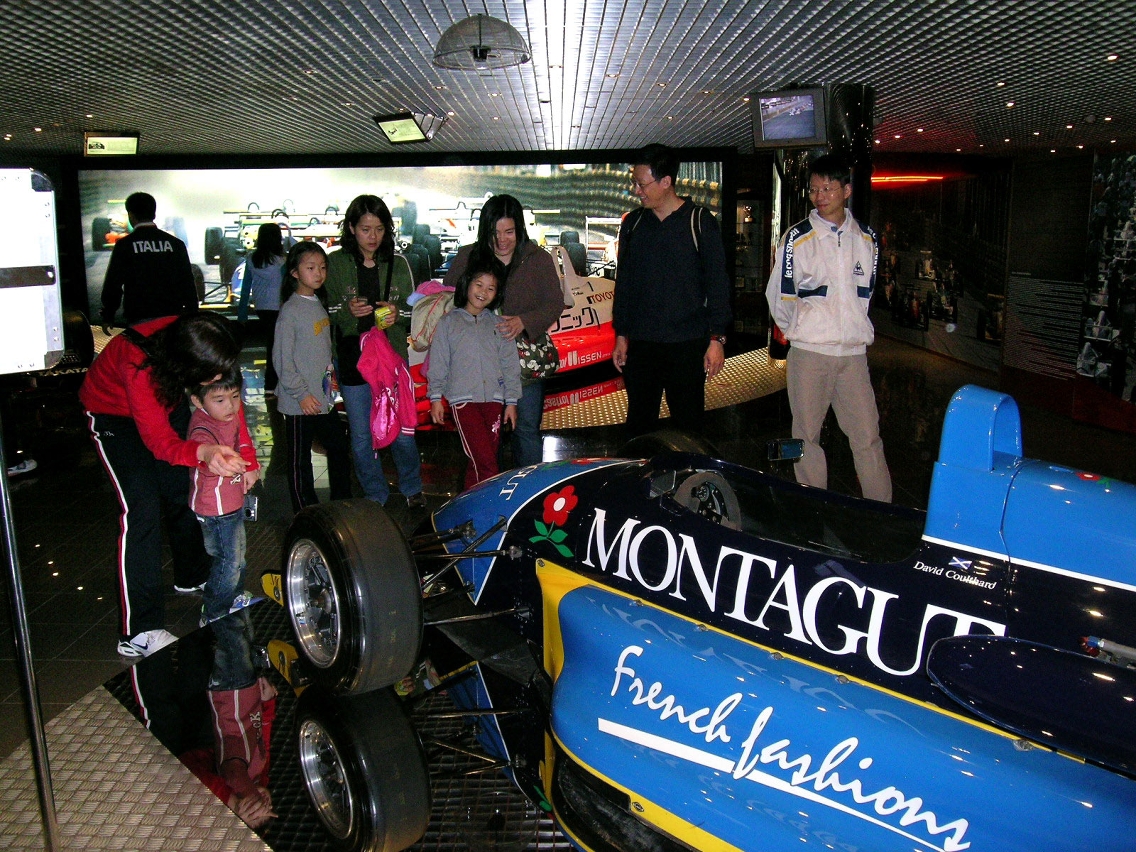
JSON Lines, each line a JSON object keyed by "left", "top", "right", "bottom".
{"left": 188, "top": 368, "right": 260, "bottom": 626}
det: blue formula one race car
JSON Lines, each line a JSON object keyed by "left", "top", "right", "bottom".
{"left": 280, "top": 384, "right": 1136, "bottom": 852}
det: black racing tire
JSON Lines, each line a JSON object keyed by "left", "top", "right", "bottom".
{"left": 284, "top": 500, "right": 422, "bottom": 695}
{"left": 204, "top": 227, "right": 224, "bottom": 264}
{"left": 297, "top": 687, "right": 430, "bottom": 852}
{"left": 92, "top": 217, "right": 112, "bottom": 252}
{"left": 618, "top": 429, "right": 720, "bottom": 460}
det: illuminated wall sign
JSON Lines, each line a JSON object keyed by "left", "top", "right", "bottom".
{"left": 83, "top": 134, "right": 139, "bottom": 156}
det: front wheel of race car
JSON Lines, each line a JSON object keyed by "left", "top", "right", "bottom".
{"left": 297, "top": 687, "right": 430, "bottom": 852}
{"left": 284, "top": 500, "right": 421, "bottom": 695}
{"left": 618, "top": 428, "right": 720, "bottom": 459}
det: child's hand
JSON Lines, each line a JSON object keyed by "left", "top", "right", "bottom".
{"left": 503, "top": 404, "right": 518, "bottom": 429}
{"left": 243, "top": 469, "right": 260, "bottom": 492}
{"left": 430, "top": 399, "right": 445, "bottom": 425}
{"left": 299, "top": 394, "right": 322, "bottom": 415}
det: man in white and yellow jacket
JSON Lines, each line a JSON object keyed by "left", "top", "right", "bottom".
{"left": 766, "top": 154, "right": 892, "bottom": 502}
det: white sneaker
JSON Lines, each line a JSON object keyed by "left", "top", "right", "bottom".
{"left": 7, "top": 459, "right": 37, "bottom": 477}
{"left": 229, "top": 591, "right": 259, "bottom": 613}
{"left": 118, "top": 629, "right": 178, "bottom": 658}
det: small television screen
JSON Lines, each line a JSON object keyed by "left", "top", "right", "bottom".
{"left": 751, "top": 87, "right": 827, "bottom": 149}
{"left": 373, "top": 113, "right": 428, "bottom": 144}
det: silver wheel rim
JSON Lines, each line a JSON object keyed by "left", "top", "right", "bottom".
{"left": 287, "top": 537, "right": 341, "bottom": 669}
{"left": 298, "top": 717, "right": 354, "bottom": 840}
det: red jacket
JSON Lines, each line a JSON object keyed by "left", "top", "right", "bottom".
{"left": 79, "top": 317, "right": 255, "bottom": 468}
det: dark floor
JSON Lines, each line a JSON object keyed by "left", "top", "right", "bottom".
{"left": 1, "top": 330, "right": 1135, "bottom": 777}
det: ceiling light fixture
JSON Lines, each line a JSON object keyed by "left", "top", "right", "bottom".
{"left": 372, "top": 111, "right": 447, "bottom": 143}
{"left": 433, "top": 13, "right": 530, "bottom": 70}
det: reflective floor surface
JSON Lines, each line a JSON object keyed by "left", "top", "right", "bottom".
{"left": 2, "top": 328, "right": 1135, "bottom": 848}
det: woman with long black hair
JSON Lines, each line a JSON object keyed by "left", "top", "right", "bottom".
{"left": 80, "top": 313, "right": 250, "bottom": 657}
{"left": 237, "top": 222, "right": 287, "bottom": 394}
{"left": 443, "top": 194, "right": 563, "bottom": 467}
{"left": 324, "top": 195, "right": 424, "bottom": 508}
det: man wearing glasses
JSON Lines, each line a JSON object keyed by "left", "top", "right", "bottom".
{"left": 766, "top": 154, "right": 892, "bottom": 502}
{"left": 612, "top": 143, "right": 732, "bottom": 437}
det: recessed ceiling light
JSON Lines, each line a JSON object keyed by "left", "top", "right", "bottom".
{"left": 916, "top": 128, "right": 924, "bottom": 132}
{"left": 490, "top": 92, "right": 500, "bottom": 97}
{"left": 1006, "top": 101, "right": 1015, "bottom": 108}
{"left": 446, "top": 111, "right": 456, "bottom": 117}
{"left": 1111, "top": 139, "right": 1117, "bottom": 143}
{"left": 742, "top": 96, "right": 750, "bottom": 102}
{"left": 1004, "top": 138, "right": 1010, "bottom": 142}
{"left": 894, "top": 134, "right": 901, "bottom": 139}
{"left": 492, "top": 116, "right": 500, "bottom": 121}
{"left": 956, "top": 148, "right": 961, "bottom": 152}
{"left": 86, "top": 114, "right": 93, "bottom": 118}
{"left": 1077, "top": 144, "right": 1084, "bottom": 149}
{"left": 434, "top": 84, "right": 446, "bottom": 90}
{"left": 996, "top": 81, "right": 1005, "bottom": 87}
{"left": 1051, "top": 149, "right": 1056, "bottom": 153}
{"left": 1107, "top": 53, "right": 1119, "bottom": 61}
{"left": 657, "top": 82, "right": 667, "bottom": 88}
{"left": 1105, "top": 116, "right": 1113, "bottom": 121}
{"left": 1066, "top": 124, "right": 1074, "bottom": 129}
{"left": 607, "top": 73, "right": 619, "bottom": 79}
{"left": 34, "top": 127, "right": 41, "bottom": 132}
{"left": 1033, "top": 131, "right": 1040, "bottom": 135}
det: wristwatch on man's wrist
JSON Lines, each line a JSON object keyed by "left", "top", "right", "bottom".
{"left": 710, "top": 334, "right": 727, "bottom": 346}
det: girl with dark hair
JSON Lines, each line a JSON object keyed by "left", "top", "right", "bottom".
{"left": 273, "top": 242, "right": 351, "bottom": 511}
{"left": 324, "top": 194, "right": 424, "bottom": 508}
{"left": 79, "top": 313, "right": 251, "bottom": 657}
{"left": 237, "top": 222, "right": 288, "bottom": 394}
{"left": 428, "top": 252, "right": 521, "bottom": 488}
{"left": 443, "top": 194, "right": 563, "bottom": 468}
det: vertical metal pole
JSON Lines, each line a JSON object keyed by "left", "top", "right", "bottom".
{"left": 0, "top": 408, "right": 62, "bottom": 851}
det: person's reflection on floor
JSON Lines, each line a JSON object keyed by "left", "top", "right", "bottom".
{"left": 180, "top": 611, "right": 278, "bottom": 829}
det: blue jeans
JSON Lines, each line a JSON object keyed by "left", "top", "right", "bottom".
{"left": 511, "top": 380, "right": 545, "bottom": 468}
{"left": 196, "top": 509, "right": 246, "bottom": 624}
{"left": 341, "top": 382, "right": 423, "bottom": 504}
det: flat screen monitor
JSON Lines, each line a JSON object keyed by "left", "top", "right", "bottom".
{"left": 751, "top": 87, "right": 828, "bottom": 149}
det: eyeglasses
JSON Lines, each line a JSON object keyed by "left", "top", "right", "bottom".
{"left": 808, "top": 184, "right": 843, "bottom": 196}
{"left": 631, "top": 178, "right": 657, "bottom": 191}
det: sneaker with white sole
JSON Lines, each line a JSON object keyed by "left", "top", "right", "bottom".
{"left": 198, "top": 592, "right": 263, "bottom": 627}
{"left": 229, "top": 591, "right": 260, "bottom": 613}
{"left": 7, "top": 459, "right": 37, "bottom": 477}
{"left": 173, "top": 581, "right": 207, "bottom": 594}
{"left": 118, "top": 629, "right": 178, "bottom": 658}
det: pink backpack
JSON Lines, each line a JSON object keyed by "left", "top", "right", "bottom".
{"left": 356, "top": 328, "right": 417, "bottom": 450}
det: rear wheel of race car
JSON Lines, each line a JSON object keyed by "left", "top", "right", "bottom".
{"left": 618, "top": 429, "right": 720, "bottom": 459}
{"left": 284, "top": 500, "right": 421, "bottom": 695}
{"left": 92, "top": 217, "right": 112, "bottom": 252}
{"left": 297, "top": 687, "right": 430, "bottom": 852}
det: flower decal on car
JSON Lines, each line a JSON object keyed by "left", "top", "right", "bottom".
{"left": 531, "top": 486, "right": 577, "bottom": 558}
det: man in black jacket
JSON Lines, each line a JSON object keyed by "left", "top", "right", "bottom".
{"left": 612, "top": 144, "right": 732, "bottom": 437}
{"left": 101, "top": 192, "right": 198, "bottom": 328}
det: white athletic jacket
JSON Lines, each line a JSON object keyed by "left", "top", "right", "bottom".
{"left": 766, "top": 208, "right": 878, "bottom": 357}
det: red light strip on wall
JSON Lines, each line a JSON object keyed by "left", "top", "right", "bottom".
{"left": 871, "top": 175, "right": 946, "bottom": 186}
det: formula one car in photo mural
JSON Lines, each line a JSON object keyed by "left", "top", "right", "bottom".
{"left": 280, "top": 382, "right": 1136, "bottom": 852}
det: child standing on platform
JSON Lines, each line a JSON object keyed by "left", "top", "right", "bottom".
{"left": 188, "top": 368, "right": 260, "bottom": 626}
{"left": 429, "top": 253, "right": 522, "bottom": 488}
{"left": 272, "top": 241, "right": 352, "bottom": 511}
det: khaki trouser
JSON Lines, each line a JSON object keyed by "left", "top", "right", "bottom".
{"left": 786, "top": 346, "right": 892, "bottom": 503}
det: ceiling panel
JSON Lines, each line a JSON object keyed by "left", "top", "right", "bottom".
{"left": 0, "top": 0, "right": 1132, "bottom": 158}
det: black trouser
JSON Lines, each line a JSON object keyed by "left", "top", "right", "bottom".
{"left": 621, "top": 337, "right": 707, "bottom": 437}
{"left": 87, "top": 409, "right": 210, "bottom": 640}
{"left": 282, "top": 412, "right": 352, "bottom": 512}
{"left": 255, "top": 309, "right": 279, "bottom": 391}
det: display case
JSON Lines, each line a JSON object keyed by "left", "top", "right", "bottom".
{"left": 733, "top": 200, "right": 770, "bottom": 344}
